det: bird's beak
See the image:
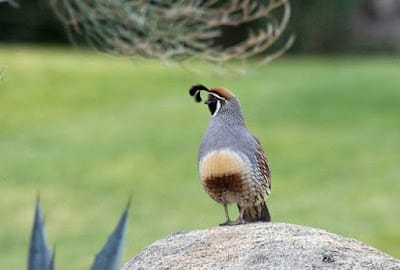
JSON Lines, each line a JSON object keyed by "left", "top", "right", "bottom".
{"left": 204, "top": 99, "right": 211, "bottom": 105}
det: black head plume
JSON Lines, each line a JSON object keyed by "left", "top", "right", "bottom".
{"left": 189, "top": 84, "right": 209, "bottom": 103}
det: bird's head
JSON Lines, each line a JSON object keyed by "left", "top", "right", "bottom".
{"left": 189, "top": 84, "right": 241, "bottom": 118}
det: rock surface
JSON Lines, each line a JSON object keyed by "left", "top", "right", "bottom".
{"left": 123, "top": 222, "right": 400, "bottom": 270}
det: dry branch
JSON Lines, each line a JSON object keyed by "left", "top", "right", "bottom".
{"left": 50, "top": 0, "right": 293, "bottom": 65}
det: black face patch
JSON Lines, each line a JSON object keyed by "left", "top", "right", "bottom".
{"left": 208, "top": 100, "right": 218, "bottom": 115}
{"left": 206, "top": 95, "right": 224, "bottom": 116}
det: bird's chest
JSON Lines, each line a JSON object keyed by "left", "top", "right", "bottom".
{"left": 199, "top": 149, "right": 251, "bottom": 204}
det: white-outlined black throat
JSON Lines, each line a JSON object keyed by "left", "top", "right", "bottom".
{"left": 206, "top": 94, "right": 225, "bottom": 116}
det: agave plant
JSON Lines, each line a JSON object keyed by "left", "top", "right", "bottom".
{"left": 28, "top": 196, "right": 130, "bottom": 270}
{"left": 28, "top": 196, "right": 54, "bottom": 270}
{"left": 91, "top": 200, "right": 130, "bottom": 270}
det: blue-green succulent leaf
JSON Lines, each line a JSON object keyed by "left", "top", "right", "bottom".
{"left": 28, "top": 195, "right": 53, "bottom": 270}
{"left": 91, "top": 199, "right": 131, "bottom": 270}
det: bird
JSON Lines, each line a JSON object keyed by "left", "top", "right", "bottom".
{"left": 189, "top": 84, "right": 271, "bottom": 225}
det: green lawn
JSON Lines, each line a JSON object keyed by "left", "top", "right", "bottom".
{"left": 0, "top": 46, "right": 399, "bottom": 269}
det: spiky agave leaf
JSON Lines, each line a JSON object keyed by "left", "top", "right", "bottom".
{"left": 28, "top": 195, "right": 53, "bottom": 270}
{"left": 48, "top": 245, "right": 55, "bottom": 270}
{"left": 91, "top": 199, "right": 131, "bottom": 270}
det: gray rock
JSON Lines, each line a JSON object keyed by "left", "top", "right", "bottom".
{"left": 123, "top": 223, "right": 400, "bottom": 270}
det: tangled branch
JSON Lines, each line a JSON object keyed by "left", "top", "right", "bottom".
{"left": 51, "top": 0, "right": 293, "bottom": 65}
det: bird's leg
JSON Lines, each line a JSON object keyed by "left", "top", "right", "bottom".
{"left": 219, "top": 204, "right": 233, "bottom": 226}
{"left": 232, "top": 205, "right": 247, "bottom": 225}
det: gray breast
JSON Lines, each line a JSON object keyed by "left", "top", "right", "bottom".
{"left": 198, "top": 118, "right": 259, "bottom": 165}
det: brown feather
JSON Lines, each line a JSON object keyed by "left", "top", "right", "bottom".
{"left": 254, "top": 138, "right": 271, "bottom": 193}
{"left": 209, "top": 87, "right": 235, "bottom": 99}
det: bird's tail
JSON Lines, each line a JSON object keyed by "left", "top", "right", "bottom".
{"left": 238, "top": 201, "right": 271, "bottom": 222}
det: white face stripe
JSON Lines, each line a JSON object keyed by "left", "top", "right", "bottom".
{"left": 209, "top": 92, "right": 227, "bottom": 101}
{"left": 212, "top": 100, "right": 222, "bottom": 117}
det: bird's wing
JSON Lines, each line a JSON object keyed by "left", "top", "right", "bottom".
{"left": 253, "top": 136, "right": 271, "bottom": 194}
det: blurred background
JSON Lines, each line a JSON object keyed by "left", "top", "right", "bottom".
{"left": 1, "top": 0, "right": 399, "bottom": 269}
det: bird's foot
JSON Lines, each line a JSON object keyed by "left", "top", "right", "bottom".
{"left": 219, "top": 218, "right": 247, "bottom": 226}
{"left": 219, "top": 220, "right": 235, "bottom": 226}
{"left": 230, "top": 217, "right": 247, "bottom": 225}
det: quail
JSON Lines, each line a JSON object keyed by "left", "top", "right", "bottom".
{"left": 189, "top": 84, "right": 271, "bottom": 225}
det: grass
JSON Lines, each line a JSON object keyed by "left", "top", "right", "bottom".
{"left": 0, "top": 46, "right": 399, "bottom": 269}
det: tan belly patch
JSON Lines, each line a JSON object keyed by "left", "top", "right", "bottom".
{"left": 200, "top": 150, "right": 246, "bottom": 179}
{"left": 199, "top": 150, "right": 249, "bottom": 203}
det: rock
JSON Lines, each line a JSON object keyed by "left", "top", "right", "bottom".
{"left": 123, "top": 223, "right": 400, "bottom": 270}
